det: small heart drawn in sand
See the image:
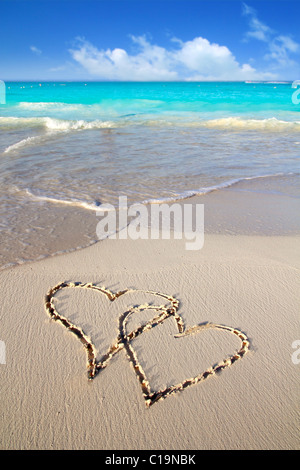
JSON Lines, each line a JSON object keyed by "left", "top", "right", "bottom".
{"left": 45, "top": 281, "right": 249, "bottom": 407}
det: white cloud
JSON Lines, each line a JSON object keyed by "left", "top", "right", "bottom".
{"left": 49, "top": 65, "right": 66, "bottom": 72}
{"left": 243, "top": 3, "right": 273, "bottom": 42}
{"left": 174, "top": 37, "right": 260, "bottom": 80}
{"left": 30, "top": 45, "right": 42, "bottom": 55}
{"left": 69, "top": 35, "right": 272, "bottom": 81}
{"left": 243, "top": 3, "right": 299, "bottom": 69}
{"left": 70, "top": 36, "right": 177, "bottom": 81}
{"left": 265, "top": 35, "right": 299, "bottom": 67}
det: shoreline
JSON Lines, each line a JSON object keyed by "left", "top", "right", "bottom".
{"left": 1, "top": 174, "right": 299, "bottom": 271}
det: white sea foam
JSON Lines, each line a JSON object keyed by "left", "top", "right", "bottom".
{"left": 0, "top": 116, "right": 117, "bottom": 131}
{"left": 23, "top": 173, "right": 294, "bottom": 212}
{"left": 4, "top": 135, "right": 44, "bottom": 153}
{"left": 198, "top": 117, "right": 300, "bottom": 131}
{"left": 18, "top": 101, "right": 79, "bottom": 110}
{"left": 142, "top": 173, "right": 293, "bottom": 205}
{"left": 24, "top": 189, "right": 105, "bottom": 211}
{"left": 1, "top": 117, "right": 118, "bottom": 153}
{"left": 43, "top": 117, "right": 116, "bottom": 130}
{"left": 1, "top": 115, "right": 300, "bottom": 132}
{"left": 136, "top": 116, "right": 300, "bottom": 131}
{"left": 0, "top": 116, "right": 43, "bottom": 128}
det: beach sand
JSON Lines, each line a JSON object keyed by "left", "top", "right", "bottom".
{"left": 0, "top": 188, "right": 299, "bottom": 450}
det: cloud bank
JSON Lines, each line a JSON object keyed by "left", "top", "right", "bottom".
{"left": 69, "top": 35, "right": 272, "bottom": 81}
{"left": 65, "top": 4, "right": 299, "bottom": 81}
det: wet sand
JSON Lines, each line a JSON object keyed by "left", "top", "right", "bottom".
{"left": 0, "top": 188, "right": 299, "bottom": 449}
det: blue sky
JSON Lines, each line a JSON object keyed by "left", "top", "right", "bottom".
{"left": 1, "top": 0, "right": 299, "bottom": 81}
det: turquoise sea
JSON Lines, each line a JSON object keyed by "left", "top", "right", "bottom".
{"left": 0, "top": 81, "right": 299, "bottom": 267}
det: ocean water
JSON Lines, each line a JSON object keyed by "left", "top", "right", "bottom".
{"left": 0, "top": 81, "right": 299, "bottom": 268}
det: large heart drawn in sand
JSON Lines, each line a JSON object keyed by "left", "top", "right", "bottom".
{"left": 45, "top": 281, "right": 249, "bottom": 407}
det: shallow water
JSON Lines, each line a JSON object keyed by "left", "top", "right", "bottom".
{"left": 0, "top": 82, "right": 299, "bottom": 268}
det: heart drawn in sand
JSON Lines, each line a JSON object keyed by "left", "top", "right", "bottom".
{"left": 45, "top": 281, "right": 250, "bottom": 407}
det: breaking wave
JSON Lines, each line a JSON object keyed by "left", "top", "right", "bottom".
{"left": 198, "top": 117, "right": 300, "bottom": 131}
{"left": 1, "top": 115, "right": 300, "bottom": 132}
{"left": 0, "top": 116, "right": 118, "bottom": 131}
